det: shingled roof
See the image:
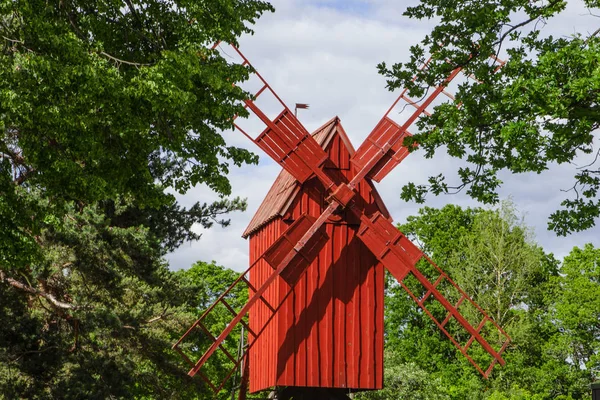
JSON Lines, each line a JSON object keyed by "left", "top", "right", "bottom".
{"left": 242, "top": 117, "right": 388, "bottom": 238}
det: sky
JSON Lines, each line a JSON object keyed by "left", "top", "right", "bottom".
{"left": 166, "top": 0, "right": 600, "bottom": 273}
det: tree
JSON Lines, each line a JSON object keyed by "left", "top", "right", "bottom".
{"left": 0, "top": 0, "right": 273, "bottom": 397}
{"left": 551, "top": 243, "right": 600, "bottom": 382}
{"left": 379, "top": 0, "right": 600, "bottom": 235}
{"left": 0, "top": 195, "right": 252, "bottom": 398}
{"left": 357, "top": 353, "right": 450, "bottom": 400}
{"left": 1, "top": 0, "right": 273, "bottom": 270}
{"left": 174, "top": 261, "right": 250, "bottom": 400}
{"left": 371, "top": 203, "right": 594, "bottom": 399}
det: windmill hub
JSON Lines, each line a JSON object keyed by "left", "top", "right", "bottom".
{"left": 327, "top": 183, "right": 355, "bottom": 208}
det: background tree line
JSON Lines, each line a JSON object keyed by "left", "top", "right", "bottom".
{"left": 357, "top": 202, "right": 599, "bottom": 400}
{"left": 3, "top": 199, "right": 597, "bottom": 399}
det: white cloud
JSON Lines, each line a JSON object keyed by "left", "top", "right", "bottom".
{"left": 166, "top": 0, "right": 599, "bottom": 272}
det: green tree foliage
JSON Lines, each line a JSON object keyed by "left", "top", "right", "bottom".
{"left": 379, "top": 0, "right": 600, "bottom": 235}
{"left": 360, "top": 203, "right": 597, "bottom": 399}
{"left": 358, "top": 352, "right": 450, "bottom": 400}
{"left": 174, "top": 261, "right": 249, "bottom": 400}
{"left": 0, "top": 195, "right": 249, "bottom": 398}
{"left": 0, "top": 0, "right": 273, "bottom": 397}
{"left": 551, "top": 244, "right": 600, "bottom": 380}
{"left": 0, "top": 0, "right": 273, "bottom": 271}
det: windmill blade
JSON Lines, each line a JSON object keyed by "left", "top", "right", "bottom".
{"left": 351, "top": 53, "right": 507, "bottom": 183}
{"left": 173, "top": 212, "right": 334, "bottom": 391}
{"left": 351, "top": 63, "right": 462, "bottom": 183}
{"left": 215, "top": 43, "right": 335, "bottom": 188}
{"left": 172, "top": 261, "right": 269, "bottom": 396}
{"left": 355, "top": 210, "right": 510, "bottom": 378}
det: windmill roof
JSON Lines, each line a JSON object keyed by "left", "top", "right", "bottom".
{"left": 242, "top": 117, "right": 388, "bottom": 238}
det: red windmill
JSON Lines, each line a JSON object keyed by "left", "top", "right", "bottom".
{"left": 173, "top": 43, "right": 510, "bottom": 400}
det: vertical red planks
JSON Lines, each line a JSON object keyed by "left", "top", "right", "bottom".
{"left": 306, "top": 256, "right": 320, "bottom": 387}
{"left": 360, "top": 249, "right": 375, "bottom": 387}
{"left": 318, "top": 225, "right": 333, "bottom": 387}
{"left": 248, "top": 220, "right": 283, "bottom": 392}
{"left": 246, "top": 120, "right": 385, "bottom": 393}
{"left": 279, "top": 278, "right": 295, "bottom": 384}
{"left": 346, "top": 227, "right": 359, "bottom": 389}
{"left": 374, "top": 261, "right": 385, "bottom": 388}
{"left": 333, "top": 225, "right": 347, "bottom": 388}
{"left": 294, "top": 266, "right": 306, "bottom": 386}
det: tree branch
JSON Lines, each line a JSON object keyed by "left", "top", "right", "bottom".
{"left": 493, "top": 0, "right": 561, "bottom": 54}
{"left": 9, "top": 346, "right": 60, "bottom": 362}
{"left": 577, "top": 148, "right": 600, "bottom": 169}
{"left": 98, "top": 51, "right": 152, "bottom": 67}
{"left": 494, "top": 15, "right": 540, "bottom": 49}
{"left": 146, "top": 311, "right": 173, "bottom": 324}
{"left": 586, "top": 26, "right": 600, "bottom": 43}
{"left": 122, "top": 0, "right": 163, "bottom": 48}
{"left": 14, "top": 167, "right": 36, "bottom": 185}
{"left": 119, "top": 311, "right": 174, "bottom": 331}
{"left": 0, "top": 270, "right": 81, "bottom": 310}
{"left": 2, "top": 35, "right": 22, "bottom": 44}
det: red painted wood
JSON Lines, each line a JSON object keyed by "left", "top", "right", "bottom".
{"left": 351, "top": 66, "right": 463, "bottom": 184}
{"left": 359, "top": 248, "right": 375, "bottom": 388}
{"left": 279, "top": 278, "right": 295, "bottom": 385}
{"left": 318, "top": 234, "right": 333, "bottom": 388}
{"left": 374, "top": 260, "right": 385, "bottom": 388}
{"left": 247, "top": 125, "right": 385, "bottom": 392}
{"left": 351, "top": 117, "right": 412, "bottom": 183}
{"left": 248, "top": 221, "right": 284, "bottom": 392}
{"left": 177, "top": 48, "right": 509, "bottom": 389}
{"left": 249, "top": 106, "right": 330, "bottom": 185}
{"left": 306, "top": 257, "right": 319, "bottom": 388}
{"left": 346, "top": 228, "right": 358, "bottom": 389}
{"left": 177, "top": 115, "right": 504, "bottom": 391}
{"left": 333, "top": 225, "right": 346, "bottom": 388}
{"left": 355, "top": 211, "right": 509, "bottom": 377}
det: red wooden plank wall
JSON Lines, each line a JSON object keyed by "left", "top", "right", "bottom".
{"left": 248, "top": 220, "right": 283, "bottom": 393}
{"left": 272, "top": 224, "right": 384, "bottom": 389}
{"left": 248, "top": 131, "right": 384, "bottom": 393}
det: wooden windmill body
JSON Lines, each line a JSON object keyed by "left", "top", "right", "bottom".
{"left": 173, "top": 43, "right": 510, "bottom": 400}
{"left": 244, "top": 118, "right": 387, "bottom": 392}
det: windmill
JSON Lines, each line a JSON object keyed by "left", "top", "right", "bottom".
{"left": 173, "top": 43, "right": 510, "bottom": 400}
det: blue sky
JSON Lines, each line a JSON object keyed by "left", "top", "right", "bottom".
{"left": 309, "top": 0, "right": 373, "bottom": 14}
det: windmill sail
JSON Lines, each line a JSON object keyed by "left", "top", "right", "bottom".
{"left": 355, "top": 211, "right": 510, "bottom": 377}
{"left": 174, "top": 44, "right": 511, "bottom": 397}
{"left": 215, "top": 43, "right": 334, "bottom": 187}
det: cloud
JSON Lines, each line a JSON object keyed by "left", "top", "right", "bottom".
{"left": 166, "top": 0, "right": 599, "bottom": 272}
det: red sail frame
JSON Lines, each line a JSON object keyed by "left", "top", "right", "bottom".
{"left": 173, "top": 44, "right": 510, "bottom": 390}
